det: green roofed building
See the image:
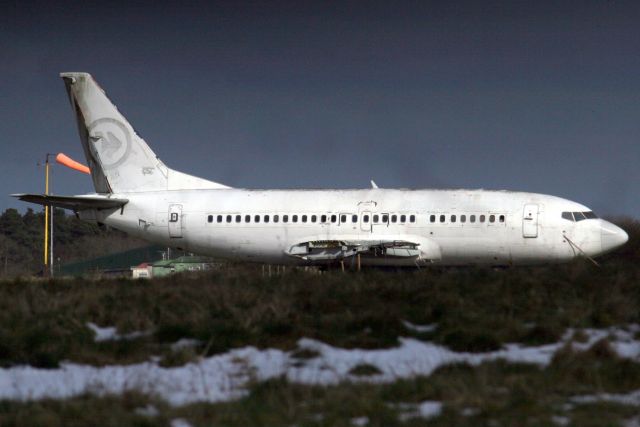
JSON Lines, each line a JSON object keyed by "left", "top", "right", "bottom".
{"left": 151, "top": 256, "right": 214, "bottom": 277}
{"left": 60, "top": 246, "right": 216, "bottom": 278}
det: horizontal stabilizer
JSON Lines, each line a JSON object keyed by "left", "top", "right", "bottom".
{"left": 12, "top": 194, "right": 128, "bottom": 211}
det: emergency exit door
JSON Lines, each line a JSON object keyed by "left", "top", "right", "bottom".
{"left": 522, "top": 204, "right": 539, "bottom": 238}
{"left": 168, "top": 204, "right": 183, "bottom": 238}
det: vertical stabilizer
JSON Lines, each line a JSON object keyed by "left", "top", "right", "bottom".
{"left": 60, "top": 72, "right": 230, "bottom": 193}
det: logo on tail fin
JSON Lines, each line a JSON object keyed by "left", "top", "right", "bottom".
{"left": 88, "top": 118, "right": 132, "bottom": 169}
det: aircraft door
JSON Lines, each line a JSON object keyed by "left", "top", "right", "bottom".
{"left": 358, "top": 201, "right": 376, "bottom": 233}
{"left": 522, "top": 204, "right": 539, "bottom": 238}
{"left": 360, "top": 211, "right": 371, "bottom": 232}
{"left": 168, "top": 204, "right": 183, "bottom": 238}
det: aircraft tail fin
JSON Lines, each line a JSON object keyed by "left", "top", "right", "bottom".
{"left": 60, "top": 72, "right": 230, "bottom": 193}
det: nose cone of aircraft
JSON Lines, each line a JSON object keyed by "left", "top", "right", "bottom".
{"left": 600, "top": 221, "right": 629, "bottom": 253}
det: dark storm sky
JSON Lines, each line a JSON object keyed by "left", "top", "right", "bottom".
{"left": 1, "top": 1, "right": 639, "bottom": 216}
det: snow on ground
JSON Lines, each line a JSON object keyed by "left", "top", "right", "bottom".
{"left": 570, "top": 389, "right": 640, "bottom": 407}
{"left": 551, "top": 415, "right": 570, "bottom": 426}
{"left": 350, "top": 416, "right": 369, "bottom": 426}
{"left": 401, "top": 401, "right": 443, "bottom": 421}
{"left": 86, "top": 322, "right": 152, "bottom": 342}
{"left": 0, "top": 326, "right": 638, "bottom": 406}
{"left": 170, "top": 338, "right": 202, "bottom": 351}
{"left": 401, "top": 320, "right": 438, "bottom": 334}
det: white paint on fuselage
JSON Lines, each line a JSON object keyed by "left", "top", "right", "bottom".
{"left": 86, "top": 188, "right": 627, "bottom": 267}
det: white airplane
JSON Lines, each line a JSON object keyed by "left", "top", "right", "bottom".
{"left": 14, "top": 73, "right": 628, "bottom": 268}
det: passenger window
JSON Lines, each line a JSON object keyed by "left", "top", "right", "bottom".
{"left": 489, "top": 215, "right": 495, "bottom": 223}
{"left": 480, "top": 215, "right": 486, "bottom": 223}
{"left": 274, "top": 215, "right": 279, "bottom": 223}
{"left": 235, "top": 215, "right": 241, "bottom": 223}
{"left": 264, "top": 215, "right": 270, "bottom": 223}
{"left": 226, "top": 215, "right": 232, "bottom": 223}
{"left": 410, "top": 215, "right": 415, "bottom": 223}
{"left": 245, "top": 215, "right": 251, "bottom": 223}
{"left": 499, "top": 215, "right": 505, "bottom": 223}
{"left": 460, "top": 215, "right": 466, "bottom": 223}
{"left": 470, "top": 215, "right": 476, "bottom": 223}
{"left": 430, "top": 215, "right": 436, "bottom": 223}
{"left": 373, "top": 214, "right": 379, "bottom": 223}
{"left": 292, "top": 215, "right": 298, "bottom": 223}
{"left": 352, "top": 214, "right": 358, "bottom": 223}
{"left": 400, "top": 214, "right": 406, "bottom": 223}
{"left": 383, "top": 214, "right": 389, "bottom": 223}
{"left": 331, "top": 214, "right": 337, "bottom": 223}
{"left": 440, "top": 215, "right": 445, "bottom": 223}
{"left": 207, "top": 215, "right": 213, "bottom": 223}
{"left": 363, "top": 215, "right": 369, "bottom": 223}
{"left": 302, "top": 215, "right": 307, "bottom": 223}
{"left": 311, "top": 215, "right": 317, "bottom": 223}
{"left": 217, "top": 215, "right": 223, "bottom": 223}
{"left": 340, "top": 214, "right": 346, "bottom": 223}
{"left": 391, "top": 215, "right": 397, "bottom": 223}
{"left": 451, "top": 215, "right": 456, "bottom": 223}
{"left": 283, "top": 215, "right": 289, "bottom": 223}
{"left": 254, "top": 215, "right": 260, "bottom": 223}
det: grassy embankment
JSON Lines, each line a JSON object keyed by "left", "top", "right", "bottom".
{"left": 0, "top": 219, "right": 638, "bottom": 426}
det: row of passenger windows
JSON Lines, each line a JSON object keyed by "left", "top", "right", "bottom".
{"left": 206, "top": 213, "right": 505, "bottom": 225}
{"left": 429, "top": 214, "right": 505, "bottom": 224}
{"left": 561, "top": 211, "right": 598, "bottom": 222}
{"left": 207, "top": 213, "right": 418, "bottom": 224}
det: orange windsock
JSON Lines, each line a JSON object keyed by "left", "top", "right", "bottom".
{"left": 56, "top": 153, "right": 90, "bottom": 174}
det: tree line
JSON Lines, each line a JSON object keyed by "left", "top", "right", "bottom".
{"left": 0, "top": 208, "right": 145, "bottom": 278}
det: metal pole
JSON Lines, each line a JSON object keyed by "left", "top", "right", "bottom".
{"left": 43, "top": 156, "right": 49, "bottom": 277}
{"left": 50, "top": 186, "right": 54, "bottom": 278}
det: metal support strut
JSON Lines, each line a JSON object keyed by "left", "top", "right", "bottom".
{"left": 563, "top": 234, "right": 600, "bottom": 267}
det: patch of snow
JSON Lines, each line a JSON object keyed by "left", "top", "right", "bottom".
{"left": 135, "top": 404, "right": 159, "bottom": 417}
{"left": 461, "top": 407, "right": 479, "bottom": 416}
{"left": 171, "top": 419, "right": 193, "bottom": 427}
{"left": 624, "top": 416, "right": 640, "bottom": 427}
{"left": 551, "top": 415, "right": 570, "bottom": 426}
{"left": 394, "top": 401, "right": 442, "bottom": 421}
{"left": 570, "top": 390, "right": 640, "bottom": 407}
{"left": 86, "top": 322, "right": 152, "bottom": 342}
{"left": 171, "top": 339, "right": 202, "bottom": 351}
{"left": 560, "top": 402, "right": 574, "bottom": 412}
{"left": 351, "top": 416, "right": 369, "bottom": 426}
{"left": 401, "top": 321, "right": 437, "bottom": 333}
{"left": 417, "top": 401, "right": 443, "bottom": 419}
{"left": 0, "top": 326, "right": 637, "bottom": 406}
{"left": 86, "top": 323, "right": 119, "bottom": 342}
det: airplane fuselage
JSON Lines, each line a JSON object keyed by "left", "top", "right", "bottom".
{"left": 83, "top": 188, "right": 626, "bottom": 267}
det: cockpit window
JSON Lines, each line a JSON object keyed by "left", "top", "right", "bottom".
{"left": 573, "top": 212, "right": 586, "bottom": 221}
{"left": 561, "top": 211, "right": 598, "bottom": 222}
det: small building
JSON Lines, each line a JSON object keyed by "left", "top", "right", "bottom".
{"left": 131, "top": 262, "right": 152, "bottom": 279}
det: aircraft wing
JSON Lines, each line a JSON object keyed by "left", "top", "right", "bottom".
{"left": 11, "top": 194, "right": 128, "bottom": 211}
{"left": 285, "top": 236, "right": 441, "bottom": 262}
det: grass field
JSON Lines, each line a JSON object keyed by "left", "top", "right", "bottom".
{"left": 0, "top": 219, "right": 638, "bottom": 426}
